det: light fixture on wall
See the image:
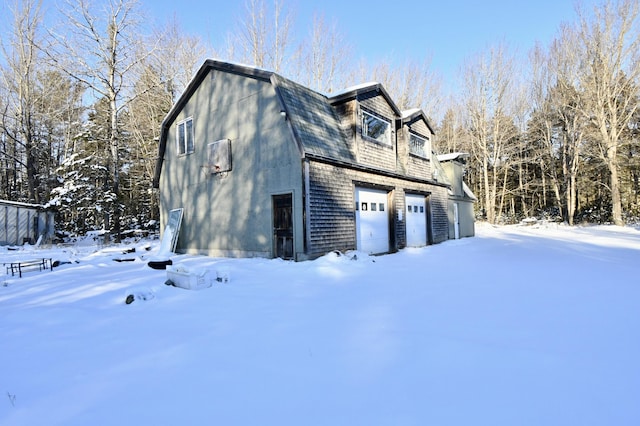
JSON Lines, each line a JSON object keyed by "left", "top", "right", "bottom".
{"left": 280, "top": 110, "right": 287, "bottom": 120}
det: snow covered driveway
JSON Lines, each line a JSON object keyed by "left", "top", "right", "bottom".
{"left": 1, "top": 223, "right": 639, "bottom": 425}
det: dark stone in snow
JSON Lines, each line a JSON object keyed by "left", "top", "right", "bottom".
{"left": 147, "top": 259, "right": 173, "bottom": 270}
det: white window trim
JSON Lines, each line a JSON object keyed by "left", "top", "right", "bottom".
{"left": 409, "top": 132, "right": 430, "bottom": 158}
{"left": 362, "top": 110, "right": 391, "bottom": 145}
{"left": 176, "top": 117, "right": 194, "bottom": 156}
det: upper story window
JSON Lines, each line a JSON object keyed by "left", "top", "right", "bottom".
{"left": 409, "top": 133, "right": 430, "bottom": 158}
{"left": 362, "top": 111, "right": 391, "bottom": 145}
{"left": 177, "top": 117, "right": 194, "bottom": 155}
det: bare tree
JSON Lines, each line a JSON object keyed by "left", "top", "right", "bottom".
{"left": 574, "top": 0, "right": 640, "bottom": 225}
{"left": 528, "top": 27, "right": 588, "bottom": 225}
{"left": 155, "top": 17, "right": 209, "bottom": 101}
{"left": 123, "top": 17, "right": 207, "bottom": 226}
{"left": 462, "top": 43, "right": 520, "bottom": 224}
{"left": 46, "top": 0, "right": 157, "bottom": 240}
{"left": 348, "top": 57, "right": 443, "bottom": 122}
{"left": 227, "top": 0, "right": 294, "bottom": 73}
{"left": 298, "top": 13, "right": 351, "bottom": 93}
{"left": 0, "top": 0, "right": 44, "bottom": 203}
{"left": 551, "top": 27, "right": 588, "bottom": 225}
{"left": 124, "top": 64, "right": 171, "bottom": 226}
{"left": 436, "top": 101, "right": 468, "bottom": 154}
{"left": 528, "top": 43, "right": 558, "bottom": 216}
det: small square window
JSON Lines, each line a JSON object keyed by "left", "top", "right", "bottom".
{"left": 371, "top": 203, "right": 377, "bottom": 212}
{"left": 409, "top": 133, "right": 429, "bottom": 158}
{"left": 362, "top": 202, "right": 368, "bottom": 211}
{"left": 414, "top": 206, "right": 418, "bottom": 213}
{"left": 177, "top": 117, "right": 194, "bottom": 155}
{"left": 420, "top": 206, "right": 424, "bottom": 213}
{"left": 379, "top": 203, "right": 384, "bottom": 212}
{"left": 407, "top": 205, "right": 412, "bottom": 212}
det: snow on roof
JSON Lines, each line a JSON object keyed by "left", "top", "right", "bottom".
{"left": 401, "top": 108, "right": 422, "bottom": 119}
{"left": 437, "top": 152, "right": 470, "bottom": 162}
{"left": 0, "top": 199, "right": 47, "bottom": 209}
{"left": 463, "top": 181, "right": 478, "bottom": 201}
{"left": 326, "top": 81, "right": 380, "bottom": 98}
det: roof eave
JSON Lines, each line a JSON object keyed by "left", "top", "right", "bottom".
{"left": 328, "top": 83, "right": 402, "bottom": 117}
{"left": 400, "top": 109, "right": 436, "bottom": 135}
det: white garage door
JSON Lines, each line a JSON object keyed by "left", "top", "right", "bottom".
{"left": 355, "top": 187, "right": 389, "bottom": 254}
{"left": 405, "top": 194, "right": 427, "bottom": 247}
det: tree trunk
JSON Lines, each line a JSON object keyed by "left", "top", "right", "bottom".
{"left": 110, "top": 93, "right": 121, "bottom": 242}
{"left": 568, "top": 173, "right": 577, "bottom": 225}
{"left": 608, "top": 147, "right": 624, "bottom": 225}
{"left": 497, "top": 164, "right": 509, "bottom": 221}
{"left": 482, "top": 156, "right": 493, "bottom": 223}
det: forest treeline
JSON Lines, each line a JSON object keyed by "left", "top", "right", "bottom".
{"left": 1, "top": 0, "right": 639, "bottom": 240}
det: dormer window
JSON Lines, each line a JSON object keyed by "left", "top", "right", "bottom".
{"left": 362, "top": 111, "right": 391, "bottom": 145}
{"left": 409, "top": 132, "right": 430, "bottom": 158}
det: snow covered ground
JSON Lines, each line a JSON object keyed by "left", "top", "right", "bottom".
{"left": 1, "top": 223, "right": 639, "bottom": 425}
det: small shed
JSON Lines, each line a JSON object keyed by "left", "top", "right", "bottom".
{"left": 0, "top": 200, "right": 55, "bottom": 245}
{"left": 437, "top": 153, "right": 477, "bottom": 239}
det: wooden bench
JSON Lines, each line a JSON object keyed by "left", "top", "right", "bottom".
{"left": 4, "top": 258, "right": 53, "bottom": 278}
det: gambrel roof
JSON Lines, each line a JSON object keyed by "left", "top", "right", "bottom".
{"left": 153, "top": 59, "right": 434, "bottom": 188}
{"left": 271, "top": 74, "right": 354, "bottom": 162}
{"left": 154, "top": 60, "right": 359, "bottom": 187}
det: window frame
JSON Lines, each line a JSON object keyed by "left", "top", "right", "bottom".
{"left": 409, "top": 132, "right": 430, "bottom": 159}
{"left": 362, "top": 110, "right": 392, "bottom": 145}
{"left": 176, "top": 117, "right": 194, "bottom": 156}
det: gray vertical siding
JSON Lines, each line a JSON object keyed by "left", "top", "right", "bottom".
{"left": 159, "top": 70, "right": 304, "bottom": 258}
{"left": 0, "top": 202, "right": 54, "bottom": 245}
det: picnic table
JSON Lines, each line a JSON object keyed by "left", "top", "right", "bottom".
{"left": 4, "top": 258, "right": 53, "bottom": 278}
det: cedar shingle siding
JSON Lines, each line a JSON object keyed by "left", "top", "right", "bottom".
{"left": 306, "top": 159, "right": 451, "bottom": 255}
{"left": 430, "top": 188, "right": 450, "bottom": 243}
{"left": 307, "top": 162, "right": 356, "bottom": 256}
{"left": 154, "top": 60, "right": 473, "bottom": 260}
{"left": 354, "top": 94, "right": 397, "bottom": 172}
{"left": 404, "top": 119, "right": 433, "bottom": 179}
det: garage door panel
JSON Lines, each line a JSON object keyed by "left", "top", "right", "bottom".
{"left": 355, "top": 187, "right": 389, "bottom": 254}
{"left": 406, "top": 194, "right": 427, "bottom": 247}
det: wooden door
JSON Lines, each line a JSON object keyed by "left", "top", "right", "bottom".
{"left": 273, "top": 194, "right": 293, "bottom": 259}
